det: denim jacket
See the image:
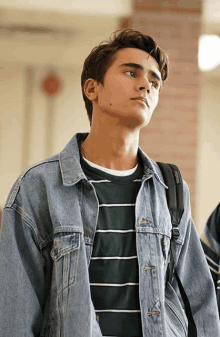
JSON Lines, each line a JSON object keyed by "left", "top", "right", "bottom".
{"left": 0, "top": 132, "right": 219, "bottom": 337}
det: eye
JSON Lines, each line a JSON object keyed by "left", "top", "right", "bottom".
{"left": 150, "top": 80, "right": 159, "bottom": 89}
{"left": 125, "top": 70, "right": 137, "bottom": 78}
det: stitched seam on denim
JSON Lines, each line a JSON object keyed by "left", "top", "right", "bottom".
{"left": 5, "top": 158, "right": 60, "bottom": 207}
{"left": 23, "top": 157, "right": 60, "bottom": 181}
{"left": 136, "top": 227, "right": 172, "bottom": 238}
{"left": 165, "top": 299, "right": 187, "bottom": 335}
{"left": 8, "top": 205, "right": 40, "bottom": 248}
{"left": 5, "top": 204, "right": 54, "bottom": 250}
{"left": 175, "top": 242, "right": 184, "bottom": 266}
{"left": 57, "top": 284, "right": 72, "bottom": 297}
{"left": 11, "top": 203, "right": 36, "bottom": 227}
{"left": 23, "top": 157, "right": 59, "bottom": 175}
{"left": 6, "top": 177, "right": 23, "bottom": 207}
{"left": 40, "top": 235, "right": 54, "bottom": 250}
{"left": 54, "top": 227, "right": 83, "bottom": 234}
{"left": 84, "top": 236, "right": 93, "bottom": 245}
{"left": 59, "top": 152, "right": 84, "bottom": 186}
{"left": 56, "top": 249, "right": 79, "bottom": 296}
{"left": 51, "top": 244, "right": 79, "bottom": 261}
{"left": 41, "top": 230, "right": 83, "bottom": 250}
{"left": 166, "top": 318, "right": 183, "bottom": 337}
{"left": 21, "top": 159, "right": 59, "bottom": 182}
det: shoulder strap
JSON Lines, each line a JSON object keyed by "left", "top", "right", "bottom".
{"left": 157, "top": 162, "right": 183, "bottom": 281}
{"left": 157, "top": 162, "right": 197, "bottom": 337}
{"left": 157, "top": 162, "right": 184, "bottom": 228}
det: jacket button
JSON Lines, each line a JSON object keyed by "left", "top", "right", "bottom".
{"left": 143, "top": 266, "right": 155, "bottom": 270}
{"left": 146, "top": 311, "right": 160, "bottom": 316}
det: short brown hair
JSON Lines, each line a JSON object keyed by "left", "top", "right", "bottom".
{"left": 81, "top": 29, "right": 169, "bottom": 125}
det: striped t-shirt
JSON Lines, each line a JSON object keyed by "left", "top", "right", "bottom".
{"left": 80, "top": 155, "right": 144, "bottom": 337}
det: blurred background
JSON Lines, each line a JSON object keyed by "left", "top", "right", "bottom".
{"left": 0, "top": 0, "right": 219, "bottom": 235}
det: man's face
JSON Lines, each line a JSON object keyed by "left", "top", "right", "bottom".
{"left": 91, "top": 47, "right": 161, "bottom": 128}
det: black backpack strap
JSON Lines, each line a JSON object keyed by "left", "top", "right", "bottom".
{"left": 174, "top": 270, "right": 197, "bottom": 336}
{"left": 157, "top": 162, "right": 197, "bottom": 337}
{"left": 157, "top": 162, "right": 184, "bottom": 227}
{"left": 157, "top": 162, "right": 184, "bottom": 282}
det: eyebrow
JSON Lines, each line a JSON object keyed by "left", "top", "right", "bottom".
{"left": 119, "top": 62, "right": 162, "bottom": 87}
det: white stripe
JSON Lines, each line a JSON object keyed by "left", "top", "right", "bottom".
{"left": 89, "top": 180, "right": 111, "bottom": 183}
{"left": 90, "top": 282, "right": 139, "bottom": 287}
{"left": 133, "top": 179, "right": 142, "bottom": 182}
{"left": 83, "top": 157, "right": 138, "bottom": 176}
{"left": 208, "top": 265, "right": 220, "bottom": 274}
{"left": 217, "top": 280, "right": 220, "bottom": 283}
{"left": 95, "top": 309, "right": 141, "bottom": 313}
{"left": 99, "top": 203, "right": 135, "bottom": 207}
{"left": 205, "top": 254, "right": 219, "bottom": 268}
{"left": 96, "top": 229, "right": 135, "bottom": 233}
{"left": 217, "top": 287, "right": 220, "bottom": 290}
{"left": 91, "top": 256, "right": 138, "bottom": 260}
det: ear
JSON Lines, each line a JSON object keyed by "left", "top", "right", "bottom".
{"left": 84, "top": 78, "right": 99, "bottom": 102}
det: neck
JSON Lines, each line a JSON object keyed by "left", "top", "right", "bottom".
{"left": 81, "top": 123, "right": 140, "bottom": 171}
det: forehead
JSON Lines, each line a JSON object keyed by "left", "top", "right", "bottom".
{"left": 111, "top": 47, "right": 160, "bottom": 74}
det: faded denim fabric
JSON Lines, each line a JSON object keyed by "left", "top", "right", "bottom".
{"left": 0, "top": 132, "right": 219, "bottom": 337}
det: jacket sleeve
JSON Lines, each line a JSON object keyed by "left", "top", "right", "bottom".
{"left": 200, "top": 203, "right": 220, "bottom": 317}
{"left": 0, "top": 206, "right": 50, "bottom": 336}
{"left": 173, "top": 182, "right": 220, "bottom": 336}
{"left": 201, "top": 202, "right": 220, "bottom": 255}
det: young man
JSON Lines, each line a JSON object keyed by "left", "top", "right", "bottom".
{"left": 0, "top": 29, "right": 219, "bottom": 337}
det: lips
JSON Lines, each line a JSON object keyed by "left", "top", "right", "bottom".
{"left": 131, "top": 97, "right": 149, "bottom": 108}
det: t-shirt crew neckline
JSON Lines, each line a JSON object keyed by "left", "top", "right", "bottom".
{"left": 82, "top": 156, "right": 138, "bottom": 176}
{"left": 80, "top": 155, "right": 143, "bottom": 185}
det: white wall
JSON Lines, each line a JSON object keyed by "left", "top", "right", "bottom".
{"left": 0, "top": 7, "right": 124, "bottom": 209}
{"left": 194, "top": 1, "right": 220, "bottom": 234}
{"left": 195, "top": 75, "right": 220, "bottom": 235}
{"left": 0, "top": 0, "right": 133, "bottom": 15}
{"left": 0, "top": 66, "right": 25, "bottom": 206}
{"left": 0, "top": 63, "right": 92, "bottom": 209}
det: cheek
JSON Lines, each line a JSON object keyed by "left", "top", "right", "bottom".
{"left": 108, "top": 90, "right": 126, "bottom": 106}
{"left": 152, "top": 94, "right": 159, "bottom": 108}
{"left": 109, "top": 79, "right": 129, "bottom": 97}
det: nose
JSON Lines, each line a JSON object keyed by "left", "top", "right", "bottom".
{"left": 139, "top": 86, "right": 150, "bottom": 94}
{"left": 138, "top": 77, "right": 151, "bottom": 94}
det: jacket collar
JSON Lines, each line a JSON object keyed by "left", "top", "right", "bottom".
{"left": 59, "top": 132, "right": 167, "bottom": 189}
{"left": 137, "top": 147, "right": 168, "bottom": 188}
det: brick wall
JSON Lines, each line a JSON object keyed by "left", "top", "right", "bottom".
{"left": 135, "top": 0, "right": 201, "bottom": 14}
{"left": 120, "top": 8, "right": 201, "bottom": 219}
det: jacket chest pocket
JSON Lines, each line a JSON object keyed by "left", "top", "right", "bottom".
{"left": 50, "top": 231, "right": 80, "bottom": 294}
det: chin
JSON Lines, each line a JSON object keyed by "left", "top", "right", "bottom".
{"left": 120, "top": 115, "right": 151, "bottom": 129}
